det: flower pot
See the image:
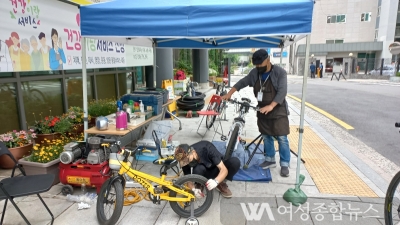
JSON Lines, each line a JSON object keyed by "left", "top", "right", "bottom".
{"left": 34, "top": 133, "right": 62, "bottom": 146}
{"left": 68, "top": 124, "right": 84, "bottom": 138}
{"left": 0, "top": 143, "right": 33, "bottom": 169}
{"left": 89, "top": 117, "right": 97, "bottom": 128}
{"left": 18, "top": 156, "right": 60, "bottom": 185}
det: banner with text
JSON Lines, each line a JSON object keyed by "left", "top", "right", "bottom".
{"left": 0, "top": 0, "right": 153, "bottom": 72}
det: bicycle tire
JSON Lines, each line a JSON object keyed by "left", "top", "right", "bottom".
{"left": 176, "top": 99, "right": 205, "bottom": 111}
{"left": 224, "top": 125, "right": 240, "bottom": 160}
{"left": 205, "top": 102, "right": 219, "bottom": 129}
{"left": 384, "top": 170, "right": 400, "bottom": 225}
{"left": 179, "top": 91, "right": 206, "bottom": 100}
{"left": 169, "top": 174, "right": 214, "bottom": 218}
{"left": 97, "top": 179, "right": 124, "bottom": 225}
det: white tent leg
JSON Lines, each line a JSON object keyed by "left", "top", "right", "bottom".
{"left": 153, "top": 42, "right": 157, "bottom": 87}
{"left": 280, "top": 47, "right": 283, "bottom": 67}
{"left": 82, "top": 37, "right": 88, "bottom": 141}
{"left": 295, "top": 34, "right": 311, "bottom": 185}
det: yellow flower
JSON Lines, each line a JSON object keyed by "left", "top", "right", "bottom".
{"left": 33, "top": 146, "right": 38, "bottom": 150}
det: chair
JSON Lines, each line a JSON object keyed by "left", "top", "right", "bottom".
{"left": 196, "top": 94, "right": 224, "bottom": 138}
{"left": 0, "top": 141, "right": 55, "bottom": 225}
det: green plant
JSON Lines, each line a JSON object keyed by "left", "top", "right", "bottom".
{"left": 397, "top": 72, "right": 400, "bottom": 77}
{"left": 31, "top": 112, "right": 72, "bottom": 134}
{"left": 0, "top": 129, "right": 36, "bottom": 148}
{"left": 65, "top": 106, "right": 90, "bottom": 124}
{"left": 88, "top": 99, "right": 116, "bottom": 117}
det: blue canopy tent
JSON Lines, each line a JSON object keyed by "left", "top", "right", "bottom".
{"left": 79, "top": 0, "right": 314, "bottom": 190}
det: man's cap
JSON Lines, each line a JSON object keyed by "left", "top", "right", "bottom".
{"left": 174, "top": 144, "right": 194, "bottom": 167}
{"left": 252, "top": 49, "right": 269, "bottom": 65}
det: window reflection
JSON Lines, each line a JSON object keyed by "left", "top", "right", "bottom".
{"left": 22, "top": 79, "right": 63, "bottom": 126}
{"left": 118, "top": 73, "right": 129, "bottom": 96}
{"left": 0, "top": 83, "right": 20, "bottom": 133}
{"left": 96, "top": 74, "right": 116, "bottom": 100}
{"left": 66, "top": 77, "right": 93, "bottom": 107}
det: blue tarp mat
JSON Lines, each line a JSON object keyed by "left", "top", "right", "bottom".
{"left": 211, "top": 141, "right": 272, "bottom": 182}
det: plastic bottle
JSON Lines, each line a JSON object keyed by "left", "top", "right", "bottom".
{"left": 139, "top": 100, "right": 144, "bottom": 113}
{"left": 128, "top": 100, "right": 134, "bottom": 112}
{"left": 81, "top": 183, "right": 87, "bottom": 195}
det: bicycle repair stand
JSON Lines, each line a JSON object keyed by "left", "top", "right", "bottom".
{"left": 243, "top": 134, "right": 306, "bottom": 169}
{"left": 331, "top": 71, "right": 347, "bottom": 81}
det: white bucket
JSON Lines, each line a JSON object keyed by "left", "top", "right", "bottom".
{"left": 109, "top": 153, "right": 133, "bottom": 170}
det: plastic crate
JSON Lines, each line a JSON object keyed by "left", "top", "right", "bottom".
{"left": 135, "top": 146, "right": 159, "bottom": 162}
{"left": 120, "top": 94, "right": 163, "bottom": 116}
{"left": 134, "top": 88, "right": 169, "bottom": 104}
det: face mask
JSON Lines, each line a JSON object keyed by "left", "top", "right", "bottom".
{"left": 257, "top": 66, "right": 267, "bottom": 74}
{"left": 188, "top": 158, "right": 198, "bottom": 167}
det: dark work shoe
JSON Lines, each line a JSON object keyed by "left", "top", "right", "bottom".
{"left": 259, "top": 161, "right": 276, "bottom": 169}
{"left": 280, "top": 166, "right": 289, "bottom": 177}
{"left": 216, "top": 182, "right": 232, "bottom": 198}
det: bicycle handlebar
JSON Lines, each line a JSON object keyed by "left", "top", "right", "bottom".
{"left": 396, "top": 122, "right": 400, "bottom": 128}
{"left": 229, "top": 99, "right": 259, "bottom": 111}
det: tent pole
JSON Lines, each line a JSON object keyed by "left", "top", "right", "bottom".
{"left": 295, "top": 34, "right": 311, "bottom": 185}
{"left": 82, "top": 37, "right": 88, "bottom": 141}
{"left": 280, "top": 47, "right": 283, "bottom": 67}
{"left": 152, "top": 41, "right": 157, "bottom": 87}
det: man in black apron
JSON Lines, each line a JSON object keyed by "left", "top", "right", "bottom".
{"left": 222, "top": 49, "right": 291, "bottom": 177}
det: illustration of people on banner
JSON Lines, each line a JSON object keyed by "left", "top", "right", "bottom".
{"left": 4, "top": 28, "right": 65, "bottom": 72}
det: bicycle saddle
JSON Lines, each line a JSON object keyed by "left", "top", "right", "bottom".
{"left": 241, "top": 98, "right": 251, "bottom": 103}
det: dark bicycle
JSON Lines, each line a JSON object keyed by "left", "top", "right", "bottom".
{"left": 384, "top": 122, "right": 400, "bottom": 225}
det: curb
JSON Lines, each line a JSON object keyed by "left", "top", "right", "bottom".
{"left": 286, "top": 100, "right": 388, "bottom": 198}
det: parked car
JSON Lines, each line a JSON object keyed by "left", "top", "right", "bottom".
{"left": 368, "top": 65, "right": 399, "bottom": 76}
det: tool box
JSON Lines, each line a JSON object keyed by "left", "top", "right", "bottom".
{"left": 133, "top": 87, "right": 169, "bottom": 104}
{"left": 120, "top": 94, "right": 163, "bottom": 116}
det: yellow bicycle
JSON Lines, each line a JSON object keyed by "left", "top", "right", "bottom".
{"left": 96, "top": 139, "right": 213, "bottom": 225}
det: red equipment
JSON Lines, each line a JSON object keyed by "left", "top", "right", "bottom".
{"left": 59, "top": 159, "right": 111, "bottom": 195}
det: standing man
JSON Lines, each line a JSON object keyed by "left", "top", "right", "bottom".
{"left": 221, "top": 49, "right": 291, "bottom": 177}
{"left": 310, "top": 63, "right": 316, "bottom": 79}
{"left": 319, "top": 63, "right": 324, "bottom": 78}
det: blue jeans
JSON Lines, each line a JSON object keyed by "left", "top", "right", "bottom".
{"left": 262, "top": 134, "right": 290, "bottom": 167}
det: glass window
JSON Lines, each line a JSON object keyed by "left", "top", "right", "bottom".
{"left": 96, "top": 74, "right": 117, "bottom": 100}
{"left": 66, "top": 77, "right": 93, "bottom": 108}
{"left": 335, "top": 39, "right": 344, "bottom": 43}
{"left": 0, "top": 83, "right": 20, "bottom": 133}
{"left": 377, "top": 7, "right": 381, "bottom": 17}
{"left": 20, "top": 70, "right": 62, "bottom": 76}
{"left": 337, "top": 15, "right": 346, "bottom": 23}
{"left": 361, "top": 12, "right": 371, "bottom": 22}
{"left": 117, "top": 67, "right": 133, "bottom": 71}
{"left": 0, "top": 72, "right": 13, "bottom": 78}
{"left": 118, "top": 73, "right": 129, "bottom": 97}
{"left": 95, "top": 68, "right": 116, "bottom": 72}
{"left": 326, "top": 40, "right": 335, "bottom": 44}
{"left": 22, "top": 79, "right": 64, "bottom": 127}
{"left": 136, "top": 66, "right": 145, "bottom": 86}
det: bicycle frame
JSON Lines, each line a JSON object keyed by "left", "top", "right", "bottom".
{"left": 107, "top": 152, "right": 195, "bottom": 203}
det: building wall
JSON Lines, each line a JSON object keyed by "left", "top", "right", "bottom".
{"left": 377, "top": 0, "right": 399, "bottom": 60}
{"left": 304, "top": 0, "right": 377, "bottom": 44}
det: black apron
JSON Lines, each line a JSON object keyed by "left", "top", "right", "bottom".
{"left": 254, "top": 73, "right": 290, "bottom": 136}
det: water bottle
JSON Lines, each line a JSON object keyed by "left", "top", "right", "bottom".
{"left": 81, "top": 183, "right": 87, "bottom": 195}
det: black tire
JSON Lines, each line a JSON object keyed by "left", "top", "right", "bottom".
{"left": 61, "top": 185, "right": 74, "bottom": 196}
{"left": 224, "top": 125, "right": 240, "bottom": 160}
{"left": 205, "top": 102, "right": 219, "bottom": 129}
{"left": 384, "top": 170, "right": 400, "bottom": 225}
{"left": 169, "top": 174, "right": 214, "bottom": 218}
{"left": 96, "top": 179, "right": 124, "bottom": 225}
{"left": 179, "top": 91, "right": 206, "bottom": 100}
{"left": 177, "top": 99, "right": 205, "bottom": 111}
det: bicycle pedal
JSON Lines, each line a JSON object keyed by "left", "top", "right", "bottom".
{"left": 221, "top": 135, "right": 227, "bottom": 141}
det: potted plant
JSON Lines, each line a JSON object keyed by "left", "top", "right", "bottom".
{"left": 0, "top": 129, "right": 36, "bottom": 169}
{"left": 31, "top": 112, "right": 72, "bottom": 145}
{"left": 64, "top": 106, "right": 90, "bottom": 137}
{"left": 88, "top": 99, "right": 117, "bottom": 126}
{"left": 208, "top": 68, "right": 218, "bottom": 88}
{"left": 18, "top": 133, "right": 83, "bottom": 185}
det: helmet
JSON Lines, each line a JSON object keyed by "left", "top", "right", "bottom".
{"left": 96, "top": 116, "right": 109, "bottom": 130}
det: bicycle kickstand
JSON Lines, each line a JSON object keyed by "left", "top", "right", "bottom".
{"left": 186, "top": 199, "right": 199, "bottom": 225}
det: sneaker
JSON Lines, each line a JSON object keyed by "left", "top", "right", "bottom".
{"left": 280, "top": 166, "right": 289, "bottom": 177}
{"left": 216, "top": 182, "right": 232, "bottom": 198}
{"left": 259, "top": 161, "right": 277, "bottom": 169}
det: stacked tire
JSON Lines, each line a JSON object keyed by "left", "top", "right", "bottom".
{"left": 177, "top": 91, "right": 206, "bottom": 111}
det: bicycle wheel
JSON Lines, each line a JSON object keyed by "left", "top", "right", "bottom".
{"left": 97, "top": 179, "right": 124, "bottom": 225}
{"left": 224, "top": 125, "right": 240, "bottom": 160}
{"left": 169, "top": 174, "right": 214, "bottom": 218}
{"left": 205, "top": 102, "right": 219, "bottom": 129}
{"left": 384, "top": 171, "right": 400, "bottom": 225}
